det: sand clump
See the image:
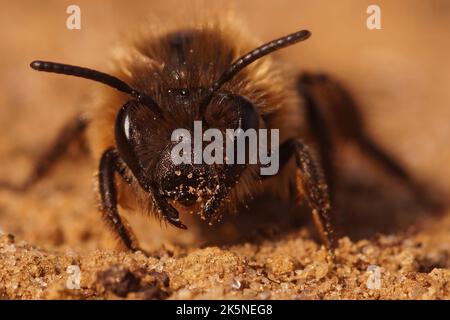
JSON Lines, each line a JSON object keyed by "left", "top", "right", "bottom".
{"left": 0, "top": 214, "right": 448, "bottom": 300}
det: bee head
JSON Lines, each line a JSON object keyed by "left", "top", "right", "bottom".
{"left": 113, "top": 92, "right": 260, "bottom": 218}
{"left": 30, "top": 29, "right": 311, "bottom": 227}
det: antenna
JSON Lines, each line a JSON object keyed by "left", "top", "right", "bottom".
{"left": 200, "top": 30, "right": 311, "bottom": 114}
{"left": 30, "top": 61, "right": 162, "bottom": 114}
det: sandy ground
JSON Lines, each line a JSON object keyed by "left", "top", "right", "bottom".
{"left": 0, "top": 1, "right": 449, "bottom": 299}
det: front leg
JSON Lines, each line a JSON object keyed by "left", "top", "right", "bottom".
{"left": 280, "top": 138, "right": 336, "bottom": 253}
{"left": 98, "top": 148, "right": 141, "bottom": 252}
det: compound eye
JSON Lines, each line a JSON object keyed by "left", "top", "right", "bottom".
{"left": 115, "top": 101, "right": 141, "bottom": 177}
{"left": 233, "top": 95, "right": 260, "bottom": 131}
{"left": 204, "top": 94, "right": 260, "bottom": 131}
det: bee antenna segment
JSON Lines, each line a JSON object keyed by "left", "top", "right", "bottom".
{"left": 30, "top": 60, "right": 163, "bottom": 114}
{"left": 199, "top": 29, "right": 311, "bottom": 114}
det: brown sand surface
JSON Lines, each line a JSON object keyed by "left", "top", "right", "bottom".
{"left": 0, "top": 1, "right": 449, "bottom": 299}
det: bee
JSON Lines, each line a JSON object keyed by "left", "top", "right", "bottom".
{"left": 1, "top": 17, "right": 423, "bottom": 255}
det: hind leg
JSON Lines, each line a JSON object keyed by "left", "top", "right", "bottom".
{"left": 0, "top": 114, "right": 88, "bottom": 192}
{"left": 296, "top": 72, "right": 428, "bottom": 204}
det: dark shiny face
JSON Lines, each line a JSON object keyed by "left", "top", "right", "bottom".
{"left": 114, "top": 90, "right": 260, "bottom": 222}
{"left": 28, "top": 29, "right": 310, "bottom": 231}
{"left": 156, "top": 143, "right": 218, "bottom": 207}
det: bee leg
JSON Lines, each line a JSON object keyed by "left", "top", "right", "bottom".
{"left": 280, "top": 138, "right": 336, "bottom": 254}
{"left": 297, "top": 73, "right": 336, "bottom": 200}
{"left": 0, "top": 114, "right": 88, "bottom": 192}
{"left": 297, "top": 73, "right": 434, "bottom": 208}
{"left": 150, "top": 188, "right": 187, "bottom": 230}
{"left": 99, "top": 148, "right": 143, "bottom": 253}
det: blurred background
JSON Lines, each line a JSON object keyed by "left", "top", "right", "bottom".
{"left": 0, "top": 1, "right": 449, "bottom": 251}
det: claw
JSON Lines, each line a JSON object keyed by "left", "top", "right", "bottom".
{"left": 165, "top": 209, "right": 187, "bottom": 229}
{"left": 160, "top": 201, "right": 187, "bottom": 229}
{"left": 151, "top": 187, "right": 187, "bottom": 230}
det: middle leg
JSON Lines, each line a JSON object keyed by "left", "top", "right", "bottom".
{"left": 279, "top": 138, "right": 336, "bottom": 252}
